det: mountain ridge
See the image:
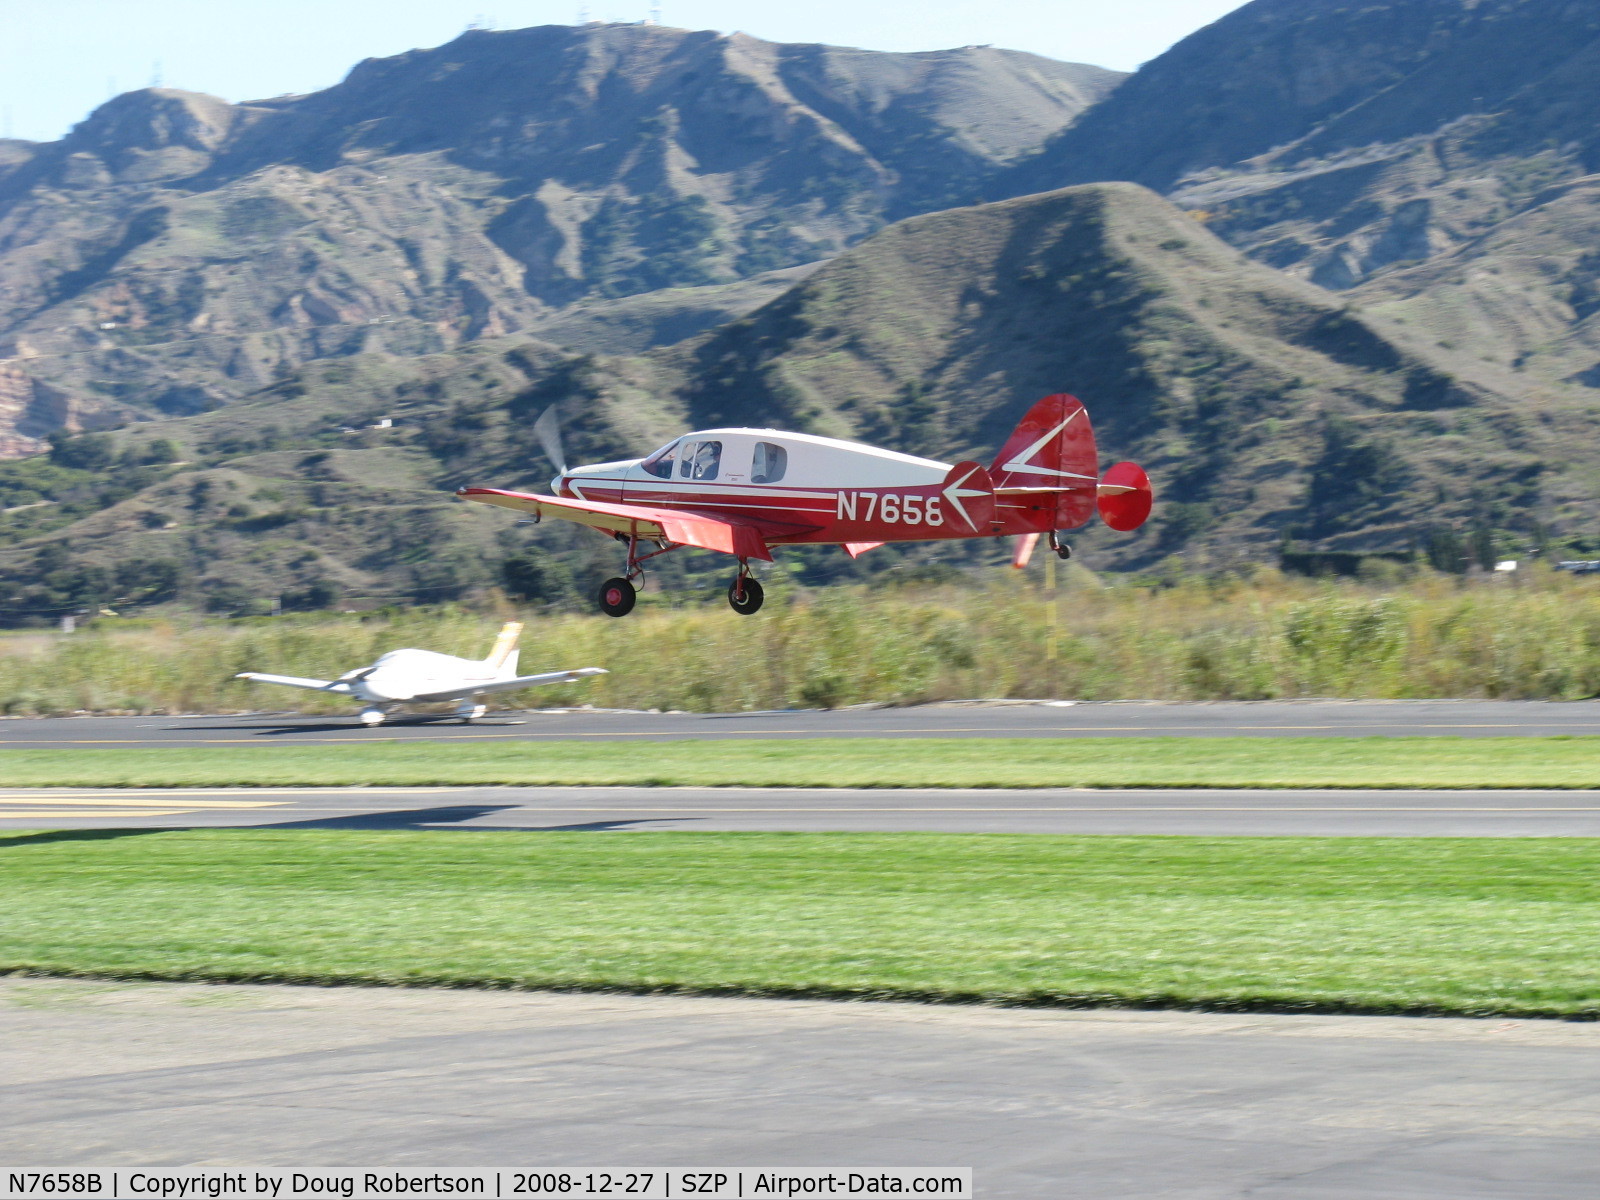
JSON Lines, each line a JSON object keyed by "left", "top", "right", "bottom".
{"left": 0, "top": 22, "right": 1120, "bottom": 455}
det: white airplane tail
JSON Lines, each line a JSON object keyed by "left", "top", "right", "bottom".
{"left": 485, "top": 622, "right": 523, "bottom": 679}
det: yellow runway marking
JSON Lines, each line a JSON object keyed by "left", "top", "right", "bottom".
{"left": 0, "top": 797, "right": 284, "bottom": 808}
{"left": 0, "top": 788, "right": 451, "bottom": 797}
{"left": 0, "top": 810, "right": 188, "bottom": 819}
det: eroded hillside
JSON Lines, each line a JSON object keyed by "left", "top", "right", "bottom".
{"left": 0, "top": 23, "right": 1119, "bottom": 454}
{"left": 4, "top": 182, "right": 1580, "bottom": 622}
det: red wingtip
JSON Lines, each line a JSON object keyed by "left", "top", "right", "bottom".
{"left": 1097, "top": 462, "right": 1153, "bottom": 532}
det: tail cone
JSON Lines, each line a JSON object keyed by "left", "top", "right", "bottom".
{"left": 1097, "top": 462, "right": 1153, "bottom": 531}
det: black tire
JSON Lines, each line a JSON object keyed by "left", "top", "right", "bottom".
{"left": 728, "top": 575, "right": 765, "bottom": 615}
{"left": 597, "top": 576, "right": 637, "bottom": 617}
{"left": 1054, "top": 540, "right": 1073, "bottom": 561}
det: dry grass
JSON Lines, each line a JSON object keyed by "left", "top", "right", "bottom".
{"left": 1, "top": 567, "right": 1598, "bottom": 715}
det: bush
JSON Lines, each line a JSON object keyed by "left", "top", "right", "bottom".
{"left": 47, "top": 432, "right": 115, "bottom": 472}
{"left": 501, "top": 548, "right": 575, "bottom": 604}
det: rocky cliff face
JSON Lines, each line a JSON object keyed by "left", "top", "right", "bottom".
{"left": 0, "top": 24, "right": 1119, "bottom": 455}
{"left": 992, "top": 0, "right": 1600, "bottom": 394}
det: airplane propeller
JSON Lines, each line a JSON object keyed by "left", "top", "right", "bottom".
{"left": 532, "top": 406, "right": 569, "bottom": 476}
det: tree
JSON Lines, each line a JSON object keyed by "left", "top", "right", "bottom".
{"left": 142, "top": 438, "right": 180, "bottom": 464}
{"left": 47, "top": 431, "right": 115, "bottom": 472}
{"left": 1426, "top": 528, "right": 1468, "bottom": 574}
{"left": 501, "top": 547, "right": 574, "bottom": 603}
{"left": 204, "top": 582, "right": 270, "bottom": 616}
{"left": 283, "top": 579, "right": 341, "bottom": 612}
{"left": 1302, "top": 416, "right": 1410, "bottom": 539}
{"left": 115, "top": 558, "right": 183, "bottom": 604}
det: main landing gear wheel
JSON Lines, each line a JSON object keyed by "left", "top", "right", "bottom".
{"left": 728, "top": 575, "right": 764, "bottom": 615}
{"left": 597, "top": 576, "right": 637, "bottom": 617}
{"left": 1049, "top": 532, "right": 1072, "bottom": 561}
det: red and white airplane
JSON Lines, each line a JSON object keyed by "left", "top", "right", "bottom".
{"left": 458, "top": 393, "right": 1152, "bottom": 616}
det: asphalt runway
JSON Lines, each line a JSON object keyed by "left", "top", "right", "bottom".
{"left": 5, "top": 785, "right": 1600, "bottom": 834}
{"left": 4, "top": 978, "right": 1597, "bottom": 1198}
{"left": 3, "top": 698, "right": 1599, "bottom": 747}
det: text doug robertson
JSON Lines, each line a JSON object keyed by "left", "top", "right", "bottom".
{"left": 121, "top": 1176, "right": 486, "bottom": 1198}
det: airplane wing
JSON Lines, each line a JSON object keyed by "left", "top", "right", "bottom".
{"left": 457, "top": 487, "right": 819, "bottom": 562}
{"left": 412, "top": 666, "right": 608, "bottom": 703}
{"left": 236, "top": 672, "right": 347, "bottom": 693}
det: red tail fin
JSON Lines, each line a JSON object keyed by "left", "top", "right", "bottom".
{"left": 991, "top": 394, "right": 1098, "bottom": 487}
{"left": 992, "top": 393, "right": 1098, "bottom": 528}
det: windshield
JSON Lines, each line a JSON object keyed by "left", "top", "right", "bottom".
{"left": 639, "top": 439, "right": 680, "bottom": 479}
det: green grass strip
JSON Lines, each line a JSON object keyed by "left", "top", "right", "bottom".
{"left": 1, "top": 736, "right": 1598, "bottom": 789}
{"left": 3, "top": 830, "right": 1598, "bottom": 1017}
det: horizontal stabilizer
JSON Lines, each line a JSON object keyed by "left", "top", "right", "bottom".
{"left": 413, "top": 666, "right": 607, "bottom": 703}
{"left": 1097, "top": 461, "right": 1154, "bottom": 531}
{"left": 236, "top": 671, "right": 344, "bottom": 693}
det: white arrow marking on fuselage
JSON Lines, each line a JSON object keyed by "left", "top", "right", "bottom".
{"left": 942, "top": 466, "right": 990, "bottom": 532}
{"left": 1000, "top": 408, "right": 1097, "bottom": 481}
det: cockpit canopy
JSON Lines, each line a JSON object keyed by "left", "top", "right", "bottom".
{"left": 639, "top": 436, "right": 787, "bottom": 483}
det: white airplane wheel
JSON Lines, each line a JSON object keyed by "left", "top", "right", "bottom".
{"left": 456, "top": 702, "right": 488, "bottom": 723}
{"left": 359, "top": 708, "right": 386, "bottom": 727}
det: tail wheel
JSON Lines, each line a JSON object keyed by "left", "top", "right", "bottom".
{"left": 728, "top": 575, "right": 764, "bottom": 615}
{"left": 597, "top": 577, "right": 637, "bottom": 617}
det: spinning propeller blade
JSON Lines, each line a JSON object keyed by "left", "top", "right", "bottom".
{"left": 532, "top": 406, "right": 568, "bottom": 475}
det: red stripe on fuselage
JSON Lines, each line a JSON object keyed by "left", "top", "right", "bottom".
{"left": 564, "top": 477, "right": 1074, "bottom": 544}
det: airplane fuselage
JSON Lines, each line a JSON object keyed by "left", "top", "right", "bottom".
{"left": 340, "top": 649, "right": 505, "bottom": 703}
{"left": 552, "top": 428, "right": 1065, "bottom": 544}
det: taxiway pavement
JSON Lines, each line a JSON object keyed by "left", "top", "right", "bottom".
{"left": 4, "top": 785, "right": 1600, "bottom": 835}
{"left": 2, "top": 698, "right": 1599, "bottom": 747}
{"left": 4, "top": 978, "right": 1596, "bottom": 1198}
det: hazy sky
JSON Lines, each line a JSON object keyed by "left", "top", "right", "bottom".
{"left": 2, "top": 0, "right": 1249, "bottom": 144}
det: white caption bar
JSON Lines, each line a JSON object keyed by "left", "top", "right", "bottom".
{"left": 1, "top": 1171, "right": 973, "bottom": 1200}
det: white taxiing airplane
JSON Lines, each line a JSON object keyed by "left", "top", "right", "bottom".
{"left": 237, "top": 622, "right": 605, "bottom": 726}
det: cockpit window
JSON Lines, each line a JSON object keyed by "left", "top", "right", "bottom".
{"left": 752, "top": 441, "right": 787, "bottom": 484}
{"left": 678, "top": 440, "right": 722, "bottom": 481}
{"left": 640, "top": 440, "right": 679, "bottom": 479}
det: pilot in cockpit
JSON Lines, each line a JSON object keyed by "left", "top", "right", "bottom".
{"left": 688, "top": 441, "right": 721, "bottom": 480}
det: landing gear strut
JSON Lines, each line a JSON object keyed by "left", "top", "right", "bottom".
{"left": 728, "top": 561, "right": 764, "bottom": 615}
{"left": 1048, "top": 532, "right": 1072, "bottom": 561}
{"left": 595, "top": 533, "right": 678, "bottom": 617}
